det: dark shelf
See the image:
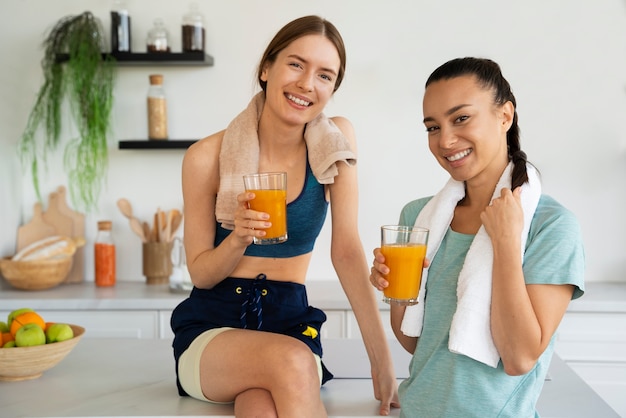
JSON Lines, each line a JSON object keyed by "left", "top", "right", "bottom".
{"left": 56, "top": 51, "right": 214, "bottom": 67}
{"left": 118, "top": 140, "right": 196, "bottom": 149}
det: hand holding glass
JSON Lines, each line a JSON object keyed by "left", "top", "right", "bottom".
{"left": 243, "top": 172, "right": 288, "bottom": 245}
{"left": 380, "top": 225, "right": 429, "bottom": 305}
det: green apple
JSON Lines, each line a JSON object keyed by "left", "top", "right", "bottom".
{"left": 45, "top": 323, "right": 74, "bottom": 343}
{"left": 15, "top": 323, "right": 46, "bottom": 347}
{"left": 7, "top": 308, "right": 34, "bottom": 328}
{"left": 0, "top": 321, "right": 8, "bottom": 333}
{"left": 3, "top": 340, "right": 16, "bottom": 348}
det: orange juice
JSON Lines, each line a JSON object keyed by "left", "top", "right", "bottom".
{"left": 248, "top": 189, "right": 288, "bottom": 243}
{"left": 381, "top": 243, "right": 426, "bottom": 303}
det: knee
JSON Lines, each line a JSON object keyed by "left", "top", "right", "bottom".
{"left": 276, "top": 341, "right": 320, "bottom": 386}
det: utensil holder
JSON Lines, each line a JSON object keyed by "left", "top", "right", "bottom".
{"left": 142, "top": 242, "right": 172, "bottom": 285}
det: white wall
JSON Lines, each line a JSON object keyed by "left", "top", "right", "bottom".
{"left": 1, "top": 0, "right": 625, "bottom": 284}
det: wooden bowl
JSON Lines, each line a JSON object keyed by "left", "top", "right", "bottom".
{"left": 0, "top": 256, "right": 72, "bottom": 290}
{"left": 0, "top": 324, "right": 85, "bottom": 381}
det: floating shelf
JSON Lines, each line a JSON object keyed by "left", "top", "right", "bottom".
{"left": 118, "top": 140, "right": 196, "bottom": 149}
{"left": 56, "top": 51, "right": 214, "bottom": 67}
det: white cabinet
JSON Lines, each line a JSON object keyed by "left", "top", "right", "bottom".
{"left": 321, "top": 310, "right": 347, "bottom": 339}
{"left": 556, "top": 311, "right": 626, "bottom": 417}
{"left": 1, "top": 310, "right": 160, "bottom": 339}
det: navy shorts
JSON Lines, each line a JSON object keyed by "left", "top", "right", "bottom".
{"left": 170, "top": 275, "right": 334, "bottom": 396}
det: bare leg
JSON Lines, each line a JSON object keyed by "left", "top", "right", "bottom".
{"left": 199, "top": 329, "right": 327, "bottom": 418}
{"left": 234, "top": 388, "right": 276, "bottom": 418}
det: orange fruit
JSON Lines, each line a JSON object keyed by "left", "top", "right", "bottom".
{"left": 1, "top": 332, "right": 14, "bottom": 346}
{"left": 10, "top": 311, "right": 46, "bottom": 337}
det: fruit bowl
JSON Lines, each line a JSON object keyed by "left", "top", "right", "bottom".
{"left": 0, "top": 255, "right": 73, "bottom": 290}
{"left": 0, "top": 324, "right": 85, "bottom": 381}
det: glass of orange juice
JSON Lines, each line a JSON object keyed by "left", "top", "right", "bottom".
{"left": 243, "top": 172, "right": 288, "bottom": 245}
{"left": 380, "top": 225, "right": 429, "bottom": 305}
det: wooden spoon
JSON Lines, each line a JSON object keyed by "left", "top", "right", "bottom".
{"left": 117, "top": 198, "right": 146, "bottom": 242}
{"left": 142, "top": 221, "right": 152, "bottom": 243}
{"left": 116, "top": 198, "right": 134, "bottom": 219}
{"left": 130, "top": 217, "right": 146, "bottom": 243}
{"left": 169, "top": 210, "right": 183, "bottom": 241}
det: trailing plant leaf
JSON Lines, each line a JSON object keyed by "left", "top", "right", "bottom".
{"left": 19, "top": 11, "right": 116, "bottom": 211}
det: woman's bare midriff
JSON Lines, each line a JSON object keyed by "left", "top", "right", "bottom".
{"left": 228, "top": 252, "right": 313, "bottom": 284}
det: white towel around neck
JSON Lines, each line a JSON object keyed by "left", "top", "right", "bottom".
{"left": 400, "top": 162, "right": 541, "bottom": 367}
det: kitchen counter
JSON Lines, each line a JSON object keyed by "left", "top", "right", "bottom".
{"left": 0, "top": 280, "right": 623, "bottom": 313}
{"left": 0, "top": 338, "right": 619, "bottom": 418}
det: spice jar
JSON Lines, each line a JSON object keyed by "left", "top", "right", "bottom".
{"left": 147, "top": 18, "right": 170, "bottom": 53}
{"left": 95, "top": 221, "right": 116, "bottom": 287}
{"left": 147, "top": 74, "right": 168, "bottom": 140}
{"left": 111, "top": 0, "right": 131, "bottom": 52}
{"left": 182, "top": 3, "right": 205, "bottom": 52}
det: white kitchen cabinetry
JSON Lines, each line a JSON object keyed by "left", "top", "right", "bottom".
{"left": 555, "top": 310, "right": 626, "bottom": 417}
{"left": 1, "top": 281, "right": 624, "bottom": 415}
{"left": 0, "top": 309, "right": 160, "bottom": 339}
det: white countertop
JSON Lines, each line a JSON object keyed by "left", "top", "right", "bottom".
{"left": 0, "top": 280, "right": 623, "bottom": 313}
{"left": 0, "top": 338, "right": 619, "bottom": 418}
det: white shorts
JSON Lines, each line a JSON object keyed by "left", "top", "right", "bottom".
{"left": 177, "top": 327, "right": 323, "bottom": 403}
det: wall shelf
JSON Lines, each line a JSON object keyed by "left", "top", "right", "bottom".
{"left": 56, "top": 51, "right": 214, "bottom": 67}
{"left": 118, "top": 140, "right": 196, "bottom": 149}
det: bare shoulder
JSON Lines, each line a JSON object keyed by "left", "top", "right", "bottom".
{"left": 183, "top": 130, "right": 225, "bottom": 168}
{"left": 330, "top": 116, "right": 355, "bottom": 138}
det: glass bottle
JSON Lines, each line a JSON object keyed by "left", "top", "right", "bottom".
{"left": 182, "top": 3, "right": 205, "bottom": 52}
{"left": 95, "top": 221, "right": 116, "bottom": 287}
{"left": 147, "top": 18, "right": 170, "bottom": 53}
{"left": 147, "top": 74, "right": 168, "bottom": 140}
{"left": 111, "top": 0, "right": 131, "bottom": 53}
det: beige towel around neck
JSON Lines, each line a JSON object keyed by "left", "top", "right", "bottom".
{"left": 215, "top": 92, "right": 356, "bottom": 229}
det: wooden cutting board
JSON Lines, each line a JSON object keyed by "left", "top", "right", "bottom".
{"left": 16, "top": 202, "right": 57, "bottom": 252}
{"left": 42, "top": 190, "right": 76, "bottom": 282}
{"left": 51, "top": 186, "right": 86, "bottom": 283}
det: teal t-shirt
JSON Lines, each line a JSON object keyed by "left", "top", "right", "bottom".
{"left": 396, "top": 195, "right": 585, "bottom": 418}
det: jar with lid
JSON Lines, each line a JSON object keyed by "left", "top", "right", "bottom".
{"left": 111, "top": 0, "right": 131, "bottom": 52}
{"left": 147, "top": 18, "right": 170, "bottom": 53}
{"left": 182, "top": 3, "right": 205, "bottom": 52}
{"left": 95, "top": 221, "right": 116, "bottom": 287}
{"left": 147, "top": 74, "right": 168, "bottom": 140}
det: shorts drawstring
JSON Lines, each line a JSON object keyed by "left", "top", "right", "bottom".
{"left": 240, "top": 273, "right": 267, "bottom": 329}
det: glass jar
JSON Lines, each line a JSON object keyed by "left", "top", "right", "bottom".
{"left": 147, "top": 18, "right": 170, "bottom": 53}
{"left": 182, "top": 3, "right": 205, "bottom": 52}
{"left": 147, "top": 74, "right": 168, "bottom": 140}
{"left": 111, "top": 0, "right": 131, "bottom": 52}
{"left": 95, "top": 221, "right": 116, "bottom": 287}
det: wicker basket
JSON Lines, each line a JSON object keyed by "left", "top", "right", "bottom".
{"left": 0, "top": 324, "right": 85, "bottom": 381}
{"left": 0, "top": 256, "right": 72, "bottom": 290}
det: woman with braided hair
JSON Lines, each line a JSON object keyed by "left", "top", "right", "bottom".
{"left": 370, "top": 57, "right": 585, "bottom": 417}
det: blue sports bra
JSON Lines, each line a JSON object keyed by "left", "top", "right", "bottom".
{"left": 214, "top": 161, "right": 329, "bottom": 257}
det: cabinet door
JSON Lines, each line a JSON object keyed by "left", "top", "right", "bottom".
{"left": 556, "top": 312, "right": 626, "bottom": 417}
{"left": 322, "top": 310, "right": 346, "bottom": 338}
{"left": 556, "top": 312, "right": 626, "bottom": 362}
{"left": 1, "top": 310, "right": 159, "bottom": 339}
{"left": 346, "top": 310, "right": 395, "bottom": 339}
{"left": 159, "top": 310, "right": 174, "bottom": 339}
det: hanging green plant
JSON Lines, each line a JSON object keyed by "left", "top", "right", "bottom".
{"left": 19, "top": 11, "right": 116, "bottom": 212}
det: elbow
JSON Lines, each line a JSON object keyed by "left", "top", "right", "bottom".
{"left": 502, "top": 356, "right": 538, "bottom": 376}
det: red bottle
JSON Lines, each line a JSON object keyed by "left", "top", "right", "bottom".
{"left": 95, "top": 221, "right": 116, "bottom": 287}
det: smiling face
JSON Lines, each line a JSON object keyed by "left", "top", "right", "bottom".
{"left": 423, "top": 75, "right": 513, "bottom": 185}
{"left": 260, "top": 34, "right": 340, "bottom": 126}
